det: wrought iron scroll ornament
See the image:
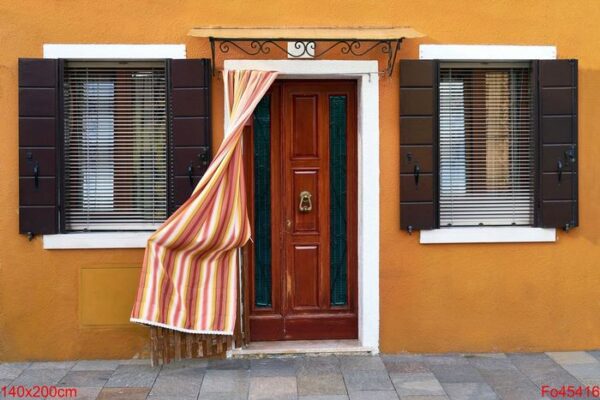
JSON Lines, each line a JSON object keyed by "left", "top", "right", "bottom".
{"left": 209, "top": 37, "right": 404, "bottom": 76}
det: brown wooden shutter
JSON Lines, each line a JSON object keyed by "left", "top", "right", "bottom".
{"left": 167, "top": 59, "right": 212, "bottom": 214}
{"left": 399, "top": 60, "right": 439, "bottom": 232}
{"left": 18, "top": 59, "right": 60, "bottom": 235}
{"left": 536, "top": 60, "right": 578, "bottom": 230}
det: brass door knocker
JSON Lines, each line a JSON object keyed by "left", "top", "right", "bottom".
{"left": 298, "top": 190, "right": 313, "bottom": 212}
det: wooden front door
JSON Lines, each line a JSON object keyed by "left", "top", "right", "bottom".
{"left": 243, "top": 80, "right": 357, "bottom": 341}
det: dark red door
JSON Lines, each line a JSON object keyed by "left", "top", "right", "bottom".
{"left": 244, "top": 80, "right": 357, "bottom": 341}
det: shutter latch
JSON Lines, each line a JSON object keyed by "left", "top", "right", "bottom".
{"left": 187, "top": 162, "right": 194, "bottom": 186}
{"left": 557, "top": 160, "right": 563, "bottom": 183}
{"left": 33, "top": 161, "right": 40, "bottom": 189}
{"left": 414, "top": 165, "right": 420, "bottom": 186}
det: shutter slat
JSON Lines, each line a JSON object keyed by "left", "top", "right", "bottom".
{"left": 400, "top": 60, "right": 438, "bottom": 231}
{"left": 63, "top": 61, "right": 168, "bottom": 231}
{"left": 168, "top": 59, "right": 212, "bottom": 214}
{"left": 537, "top": 59, "right": 578, "bottom": 229}
{"left": 18, "top": 59, "right": 59, "bottom": 235}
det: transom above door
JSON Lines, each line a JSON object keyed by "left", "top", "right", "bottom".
{"left": 243, "top": 80, "right": 358, "bottom": 341}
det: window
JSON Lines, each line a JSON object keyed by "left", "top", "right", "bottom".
{"left": 399, "top": 57, "right": 578, "bottom": 237}
{"left": 63, "top": 61, "right": 167, "bottom": 231}
{"left": 438, "top": 63, "right": 534, "bottom": 226}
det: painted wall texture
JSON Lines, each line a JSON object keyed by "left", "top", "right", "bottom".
{"left": 0, "top": 0, "right": 599, "bottom": 361}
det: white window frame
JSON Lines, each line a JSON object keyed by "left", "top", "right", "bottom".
{"left": 225, "top": 59, "right": 380, "bottom": 353}
{"left": 42, "top": 44, "right": 185, "bottom": 249}
{"left": 419, "top": 44, "right": 557, "bottom": 244}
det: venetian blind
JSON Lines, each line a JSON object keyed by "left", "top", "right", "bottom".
{"left": 63, "top": 61, "right": 167, "bottom": 231}
{"left": 439, "top": 63, "right": 534, "bottom": 226}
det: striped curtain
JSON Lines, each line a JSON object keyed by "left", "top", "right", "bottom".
{"left": 131, "top": 70, "right": 278, "bottom": 335}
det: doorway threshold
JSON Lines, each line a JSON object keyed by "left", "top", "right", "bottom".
{"left": 230, "top": 340, "right": 375, "bottom": 358}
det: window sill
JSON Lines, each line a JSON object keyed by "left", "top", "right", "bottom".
{"left": 419, "top": 227, "right": 556, "bottom": 244}
{"left": 43, "top": 232, "right": 152, "bottom": 249}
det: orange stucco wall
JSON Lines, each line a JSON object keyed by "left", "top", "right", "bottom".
{"left": 1, "top": 0, "right": 599, "bottom": 361}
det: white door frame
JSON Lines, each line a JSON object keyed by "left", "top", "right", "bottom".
{"left": 224, "top": 60, "right": 380, "bottom": 352}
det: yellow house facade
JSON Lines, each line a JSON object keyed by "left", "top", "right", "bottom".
{"left": 1, "top": 0, "right": 599, "bottom": 361}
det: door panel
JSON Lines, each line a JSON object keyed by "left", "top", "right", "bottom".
{"left": 291, "top": 95, "right": 319, "bottom": 158}
{"left": 291, "top": 245, "right": 320, "bottom": 310}
{"left": 247, "top": 80, "right": 357, "bottom": 341}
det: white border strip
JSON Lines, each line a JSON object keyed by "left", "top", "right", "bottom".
{"left": 44, "top": 232, "right": 152, "bottom": 249}
{"left": 420, "top": 227, "right": 556, "bottom": 244}
{"left": 130, "top": 318, "right": 232, "bottom": 335}
{"left": 420, "top": 44, "right": 556, "bottom": 60}
{"left": 43, "top": 44, "right": 186, "bottom": 59}
{"left": 224, "top": 60, "right": 380, "bottom": 352}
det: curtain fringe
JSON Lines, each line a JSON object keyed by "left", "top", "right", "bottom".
{"left": 148, "top": 327, "right": 233, "bottom": 367}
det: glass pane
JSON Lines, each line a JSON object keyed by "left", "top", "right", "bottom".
{"left": 329, "top": 96, "right": 348, "bottom": 306}
{"left": 63, "top": 63, "right": 167, "bottom": 231}
{"left": 253, "top": 95, "right": 272, "bottom": 308}
{"left": 438, "top": 67, "right": 534, "bottom": 226}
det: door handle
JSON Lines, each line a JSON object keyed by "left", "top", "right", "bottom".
{"left": 298, "top": 190, "right": 313, "bottom": 213}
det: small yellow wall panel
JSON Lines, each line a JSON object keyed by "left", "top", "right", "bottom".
{"left": 79, "top": 266, "right": 141, "bottom": 327}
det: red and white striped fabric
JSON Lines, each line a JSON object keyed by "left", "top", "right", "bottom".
{"left": 131, "top": 70, "right": 278, "bottom": 335}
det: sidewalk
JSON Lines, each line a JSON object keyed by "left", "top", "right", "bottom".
{"left": 1, "top": 351, "right": 600, "bottom": 399}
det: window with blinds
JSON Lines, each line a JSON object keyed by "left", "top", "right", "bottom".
{"left": 439, "top": 63, "right": 534, "bottom": 226}
{"left": 63, "top": 61, "right": 167, "bottom": 231}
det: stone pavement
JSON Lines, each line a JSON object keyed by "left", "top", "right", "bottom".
{"left": 1, "top": 351, "right": 600, "bottom": 399}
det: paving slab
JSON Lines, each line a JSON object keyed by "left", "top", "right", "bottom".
{"left": 508, "top": 353, "right": 580, "bottom": 388}
{"left": 298, "top": 372, "right": 346, "bottom": 396}
{"left": 208, "top": 358, "right": 250, "bottom": 370}
{"left": 441, "top": 382, "right": 498, "bottom": 400}
{"left": 96, "top": 387, "right": 150, "bottom": 400}
{"left": 198, "top": 392, "right": 248, "bottom": 400}
{"left": 159, "top": 364, "right": 205, "bottom": 378}
{"left": 344, "top": 370, "right": 394, "bottom": 392}
{"left": 546, "top": 351, "right": 598, "bottom": 365}
{"left": 423, "top": 356, "right": 470, "bottom": 366}
{"left": 339, "top": 355, "right": 386, "bottom": 372}
{"left": 71, "top": 360, "right": 122, "bottom": 371}
{"left": 466, "top": 355, "right": 517, "bottom": 371}
{"left": 558, "top": 362, "right": 600, "bottom": 385}
{"left": 429, "top": 364, "right": 484, "bottom": 383}
{"left": 299, "top": 396, "right": 349, "bottom": 400}
{"left": 383, "top": 358, "right": 430, "bottom": 374}
{"left": 298, "top": 356, "right": 341, "bottom": 375}
{"left": 104, "top": 364, "right": 160, "bottom": 388}
{"left": 0, "top": 363, "right": 30, "bottom": 380}
{"left": 148, "top": 374, "right": 203, "bottom": 398}
{"left": 486, "top": 384, "right": 540, "bottom": 400}
{"left": 348, "top": 390, "right": 399, "bottom": 399}
{"left": 250, "top": 357, "right": 301, "bottom": 376}
{"left": 475, "top": 368, "right": 536, "bottom": 389}
{"left": 11, "top": 368, "right": 69, "bottom": 386}
{"left": 390, "top": 372, "right": 446, "bottom": 397}
{"left": 249, "top": 376, "right": 297, "bottom": 400}
{"left": 58, "top": 370, "right": 113, "bottom": 387}
{"left": 199, "top": 369, "right": 249, "bottom": 396}
{"left": 63, "top": 387, "right": 102, "bottom": 400}
{"left": 399, "top": 395, "right": 449, "bottom": 400}
{"left": 28, "top": 361, "right": 76, "bottom": 370}
{"left": 588, "top": 350, "right": 600, "bottom": 362}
